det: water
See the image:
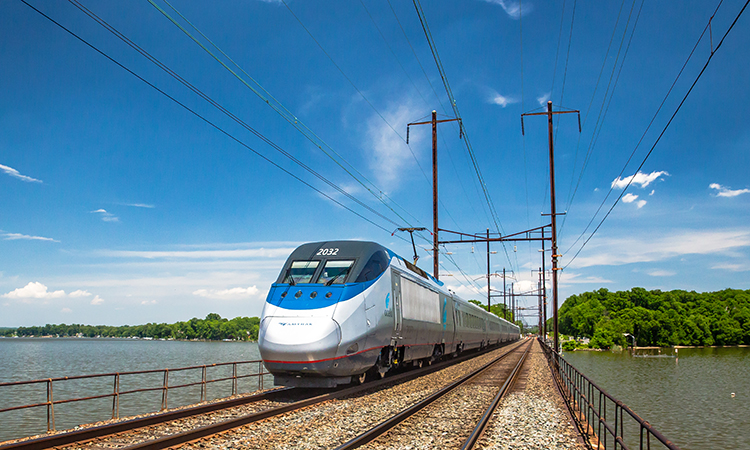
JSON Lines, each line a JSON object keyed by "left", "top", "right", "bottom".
{"left": 0, "top": 338, "right": 268, "bottom": 443}
{"left": 563, "top": 347, "right": 750, "bottom": 450}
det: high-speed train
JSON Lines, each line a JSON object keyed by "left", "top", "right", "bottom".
{"left": 258, "top": 241, "right": 520, "bottom": 387}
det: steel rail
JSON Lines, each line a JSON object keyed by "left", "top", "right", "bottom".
{"left": 334, "top": 339, "right": 532, "bottom": 450}
{"left": 117, "top": 341, "right": 523, "bottom": 450}
{"left": 0, "top": 387, "right": 292, "bottom": 450}
{"left": 460, "top": 341, "right": 531, "bottom": 450}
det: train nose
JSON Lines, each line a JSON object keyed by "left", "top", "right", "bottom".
{"left": 259, "top": 316, "right": 342, "bottom": 364}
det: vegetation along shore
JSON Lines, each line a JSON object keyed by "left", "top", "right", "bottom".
{"left": 558, "top": 288, "right": 750, "bottom": 349}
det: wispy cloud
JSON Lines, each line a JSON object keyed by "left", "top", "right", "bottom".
{"left": 100, "top": 247, "right": 294, "bottom": 260}
{"left": 621, "top": 193, "right": 647, "bottom": 208}
{"left": 90, "top": 295, "right": 104, "bottom": 305}
{"left": 559, "top": 272, "right": 613, "bottom": 285}
{"left": 480, "top": 0, "right": 532, "bottom": 19}
{"left": 711, "top": 262, "right": 750, "bottom": 272}
{"left": 486, "top": 89, "right": 518, "bottom": 108}
{"left": 536, "top": 92, "right": 550, "bottom": 106}
{"left": 569, "top": 228, "right": 750, "bottom": 268}
{"left": 611, "top": 171, "right": 669, "bottom": 189}
{"left": 193, "top": 286, "right": 261, "bottom": 300}
{"left": 647, "top": 270, "right": 676, "bottom": 277}
{"left": 124, "top": 203, "right": 155, "bottom": 208}
{"left": 0, "top": 163, "right": 42, "bottom": 183}
{"left": 91, "top": 209, "right": 119, "bottom": 222}
{"left": 366, "top": 101, "right": 422, "bottom": 192}
{"left": 3, "top": 232, "right": 59, "bottom": 242}
{"left": 709, "top": 183, "right": 750, "bottom": 198}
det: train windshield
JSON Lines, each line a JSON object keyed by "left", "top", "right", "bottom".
{"left": 283, "top": 261, "right": 319, "bottom": 284}
{"left": 316, "top": 260, "right": 355, "bottom": 285}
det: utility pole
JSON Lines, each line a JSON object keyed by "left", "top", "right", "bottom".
{"left": 407, "top": 111, "right": 461, "bottom": 281}
{"left": 503, "top": 268, "right": 507, "bottom": 320}
{"left": 522, "top": 101, "right": 580, "bottom": 352}
{"left": 486, "top": 229, "right": 491, "bottom": 312}
{"left": 538, "top": 268, "right": 543, "bottom": 338}
{"left": 541, "top": 227, "right": 547, "bottom": 339}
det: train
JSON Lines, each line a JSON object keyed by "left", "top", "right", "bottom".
{"left": 258, "top": 240, "right": 520, "bottom": 387}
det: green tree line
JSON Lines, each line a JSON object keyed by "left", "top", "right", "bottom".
{"left": 2, "top": 313, "right": 261, "bottom": 341}
{"left": 557, "top": 288, "right": 750, "bottom": 349}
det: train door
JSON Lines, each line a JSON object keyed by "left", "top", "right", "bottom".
{"left": 391, "top": 271, "right": 403, "bottom": 341}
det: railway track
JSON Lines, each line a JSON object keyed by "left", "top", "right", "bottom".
{"left": 1, "top": 341, "right": 523, "bottom": 450}
{"left": 335, "top": 339, "right": 532, "bottom": 450}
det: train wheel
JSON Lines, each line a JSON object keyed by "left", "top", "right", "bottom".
{"left": 414, "top": 359, "right": 423, "bottom": 369}
{"left": 353, "top": 372, "right": 367, "bottom": 385}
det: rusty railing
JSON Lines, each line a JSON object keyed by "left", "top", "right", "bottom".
{"left": 0, "top": 360, "right": 270, "bottom": 435}
{"left": 539, "top": 339, "right": 681, "bottom": 450}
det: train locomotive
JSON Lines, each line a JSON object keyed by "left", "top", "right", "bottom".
{"left": 258, "top": 240, "right": 520, "bottom": 388}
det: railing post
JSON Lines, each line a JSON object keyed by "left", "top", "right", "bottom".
{"left": 46, "top": 378, "right": 55, "bottom": 432}
{"left": 259, "top": 361, "right": 264, "bottom": 391}
{"left": 112, "top": 373, "right": 120, "bottom": 419}
{"left": 161, "top": 369, "right": 169, "bottom": 410}
{"left": 232, "top": 362, "right": 237, "bottom": 396}
{"left": 200, "top": 365, "right": 207, "bottom": 402}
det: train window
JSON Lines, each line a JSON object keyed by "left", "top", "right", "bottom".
{"left": 316, "top": 260, "right": 355, "bottom": 285}
{"left": 355, "top": 250, "right": 389, "bottom": 282}
{"left": 283, "top": 261, "right": 319, "bottom": 284}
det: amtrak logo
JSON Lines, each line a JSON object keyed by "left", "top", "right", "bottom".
{"left": 279, "top": 322, "right": 312, "bottom": 326}
{"left": 385, "top": 293, "right": 390, "bottom": 309}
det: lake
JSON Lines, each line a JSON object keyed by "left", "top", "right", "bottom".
{"left": 0, "top": 338, "right": 268, "bottom": 442}
{"left": 563, "top": 346, "right": 750, "bottom": 450}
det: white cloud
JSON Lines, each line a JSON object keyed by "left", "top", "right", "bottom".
{"left": 622, "top": 193, "right": 647, "bottom": 208}
{"left": 141, "top": 300, "right": 157, "bottom": 305}
{"left": 69, "top": 290, "right": 92, "bottom": 298}
{"left": 611, "top": 171, "right": 669, "bottom": 189}
{"left": 568, "top": 228, "right": 750, "bottom": 268}
{"left": 711, "top": 263, "right": 749, "bottom": 272}
{"left": 2, "top": 283, "right": 107, "bottom": 305}
{"left": 61, "top": 307, "right": 72, "bottom": 313}
{"left": 3, "top": 282, "right": 66, "bottom": 300}
{"left": 366, "top": 102, "right": 422, "bottom": 191}
{"left": 91, "top": 209, "right": 119, "bottom": 222}
{"left": 101, "top": 247, "right": 294, "bottom": 260}
{"left": 536, "top": 92, "right": 550, "bottom": 106}
{"left": 647, "top": 270, "right": 676, "bottom": 277}
{"left": 125, "top": 203, "right": 155, "bottom": 208}
{"left": 480, "top": 0, "right": 532, "bottom": 19}
{"left": 3, "top": 233, "right": 59, "bottom": 242}
{"left": 487, "top": 89, "right": 517, "bottom": 108}
{"left": 559, "top": 272, "right": 613, "bottom": 285}
{"left": 0, "top": 163, "right": 42, "bottom": 183}
{"left": 193, "top": 286, "right": 261, "bottom": 300}
{"left": 709, "top": 183, "right": 750, "bottom": 198}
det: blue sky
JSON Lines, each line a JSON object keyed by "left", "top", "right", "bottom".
{"left": 2, "top": 0, "right": 749, "bottom": 327}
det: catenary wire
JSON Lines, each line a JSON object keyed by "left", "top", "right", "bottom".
{"left": 563, "top": 0, "right": 725, "bottom": 256}
{"left": 67, "top": 0, "right": 404, "bottom": 232}
{"left": 150, "top": 0, "right": 424, "bottom": 230}
{"left": 564, "top": 0, "right": 748, "bottom": 269}
{"left": 18, "top": 0, "right": 411, "bottom": 243}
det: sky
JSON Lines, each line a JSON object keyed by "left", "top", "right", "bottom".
{"left": 1, "top": 0, "right": 749, "bottom": 327}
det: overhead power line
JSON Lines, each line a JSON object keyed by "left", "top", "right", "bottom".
{"left": 564, "top": 0, "right": 749, "bottom": 269}
{"left": 412, "top": 0, "right": 515, "bottom": 273}
{"left": 21, "top": 0, "right": 413, "bottom": 243}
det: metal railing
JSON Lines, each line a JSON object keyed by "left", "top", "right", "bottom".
{"left": 0, "top": 360, "right": 270, "bottom": 435}
{"left": 539, "top": 339, "right": 681, "bottom": 450}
